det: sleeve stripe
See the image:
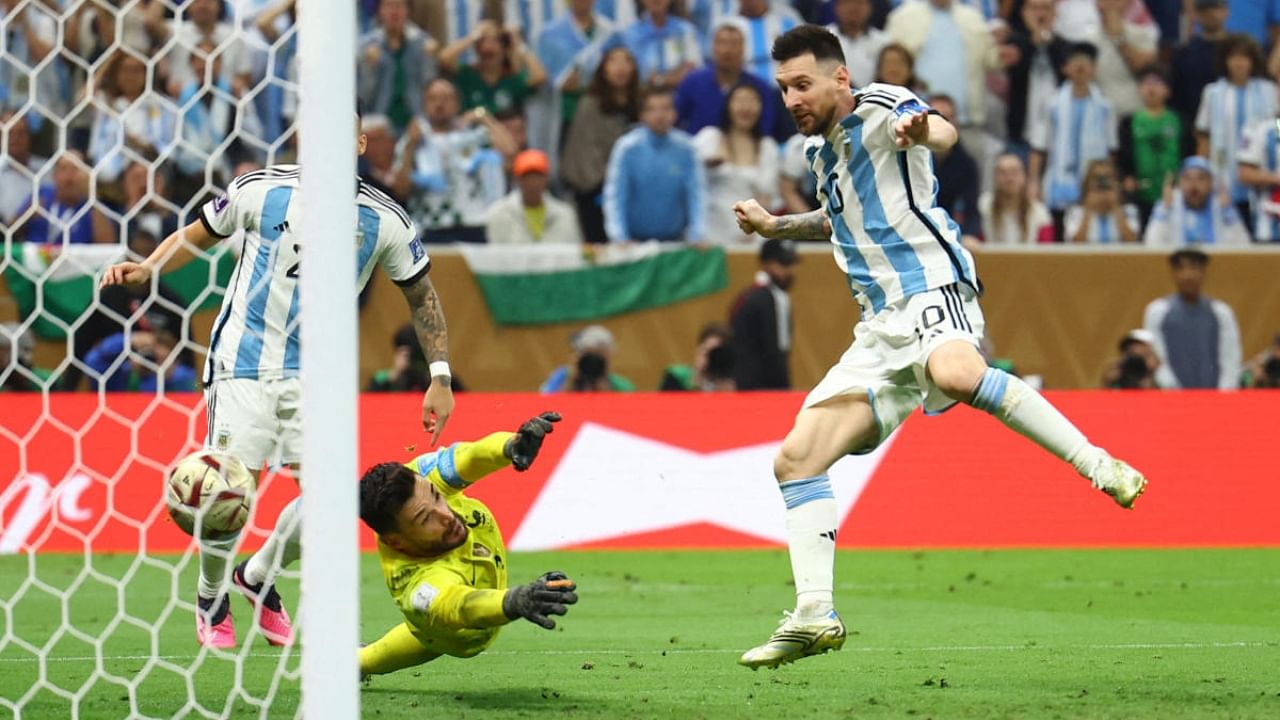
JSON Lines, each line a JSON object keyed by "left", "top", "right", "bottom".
{"left": 437, "top": 445, "right": 463, "bottom": 488}
{"left": 392, "top": 259, "right": 432, "bottom": 287}
{"left": 857, "top": 90, "right": 904, "bottom": 106}
{"left": 232, "top": 165, "right": 301, "bottom": 191}
{"left": 358, "top": 184, "right": 412, "bottom": 229}
{"left": 198, "top": 206, "right": 232, "bottom": 239}
{"left": 859, "top": 98, "right": 895, "bottom": 111}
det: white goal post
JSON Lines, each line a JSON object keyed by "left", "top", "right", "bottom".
{"left": 296, "top": 0, "right": 359, "bottom": 716}
{"left": 0, "top": 0, "right": 361, "bottom": 714}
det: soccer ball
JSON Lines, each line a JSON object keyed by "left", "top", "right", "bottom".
{"left": 166, "top": 451, "right": 255, "bottom": 540}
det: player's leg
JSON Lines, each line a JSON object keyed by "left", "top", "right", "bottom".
{"left": 233, "top": 378, "right": 302, "bottom": 645}
{"left": 233, "top": 487, "right": 298, "bottom": 646}
{"left": 358, "top": 623, "right": 440, "bottom": 678}
{"left": 925, "top": 309, "right": 1146, "bottom": 507}
{"left": 774, "top": 395, "right": 879, "bottom": 618}
{"left": 198, "top": 379, "right": 276, "bottom": 647}
{"left": 739, "top": 392, "right": 884, "bottom": 670}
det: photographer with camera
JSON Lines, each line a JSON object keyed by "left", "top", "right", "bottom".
{"left": 539, "top": 325, "right": 635, "bottom": 393}
{"left": 82, "top": 311, "right": 196, "bottom": 392}
{"left": 1241, "top": 334, "right": 1280, "bottom": 388}
{"left": 1102, "top": 329, "right": 1160, "bottom": 389}
{"left": 660, "top": 322, "right": 736, "bottom": 392}
{"left": 1064, "top": 158, "right": 1140, "bottom": 244}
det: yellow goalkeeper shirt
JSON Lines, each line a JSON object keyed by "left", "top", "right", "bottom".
{"left": 376, "top": 432, "right": 514, "bottom": 658}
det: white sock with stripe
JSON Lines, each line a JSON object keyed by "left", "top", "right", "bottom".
{"left": 780, "top": 475, "right": 838, "bottom": 619}
{"left": 970, "top": 368, "right": 1105, "bottom": 476}
{"left": 244, "top": 498, "right": 302, "bottom": 587}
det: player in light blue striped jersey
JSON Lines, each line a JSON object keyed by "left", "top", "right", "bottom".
{"left": 732, "top": 25, "right": 1148, "bottom": 670}
{"left": 100, "top": 109, "right": 456, "bottom": 650}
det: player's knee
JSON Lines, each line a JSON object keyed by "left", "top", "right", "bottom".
{"left": 929, "top": 353, "right": 988, "bottom": 401}
{"left": 773, "top": 442, "right": 810, "bottom": 482}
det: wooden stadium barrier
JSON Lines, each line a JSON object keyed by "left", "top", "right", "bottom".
{"left": 4, "top": 247, "right": 1279, "bottom": 390}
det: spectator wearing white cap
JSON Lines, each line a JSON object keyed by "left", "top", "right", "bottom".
{"left": 540, "top": 325, "right": 636, "bottom": 393}
{"left": 1101, "top": 329, "right": 1160, "bottom": 389}
{"left": 485, "top": 149, "right": 583, "bottom": 244}
{"left": 1144, "top": 156, "right": 1250, "bottom": 247}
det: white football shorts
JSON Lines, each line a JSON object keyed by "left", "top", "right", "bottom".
{"left": 203, "top": 377, "right": 302, "bottom": 471}
{"left": 805, "top": 283, "right": 986, "bottom": 453}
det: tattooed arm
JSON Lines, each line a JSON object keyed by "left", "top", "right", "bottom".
{"left": 733, "top": 200, "right": 831, "bottom": 240}
{"left": 399, "top": 270, "right": 454, "bottom": 444}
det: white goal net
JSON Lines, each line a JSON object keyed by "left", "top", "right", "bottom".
{"left": 0, "top": 0, "right": 318, "bottom": 715}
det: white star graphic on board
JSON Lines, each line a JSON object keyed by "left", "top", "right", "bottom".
{"left": 508, "top": 422, "right": 896, "bottom": 551}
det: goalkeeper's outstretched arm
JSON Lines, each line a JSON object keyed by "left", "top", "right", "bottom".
{"left": 424, "top": 412, "right": 563, "bottom": 490}
{"left": 413, "top": 572, "right": 579, "bottom": 631}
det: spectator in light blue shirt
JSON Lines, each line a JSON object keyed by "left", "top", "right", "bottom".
{"left": 603, "top": 86, "right": 706, "bottom": 243}
{"left": 619, "top": 0, "right": 703, "bottom": 86}
{"left": 537, "top": 0, "right": 621, "bottom": 129}
{"left": 1144, "top": 156, "right": 1251, "bottom": 247}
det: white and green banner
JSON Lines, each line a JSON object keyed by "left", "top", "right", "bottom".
{"left": 459, "top": 243, "right": 728, "bottom": 326}
{"left": 3, "top": 244, "right": 234, "bottom": 339}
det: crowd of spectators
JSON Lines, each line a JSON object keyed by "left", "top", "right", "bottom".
{"left": 7, "top": 0, "right": 1280, "bottom": 249}
{"left": 4, "top": 0, "right": 1280, "bottom": 394}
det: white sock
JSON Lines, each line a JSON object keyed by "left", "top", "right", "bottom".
{"left": 244, "top": 498, "right": 302, "bottom": 587}
{"left": 197, "top": 535, "right": 238, "bottom": 600}
{"left": 970, "top": 368, "right": 1105, "bottom": 477}
{"left": 779, "top": 475, "right": 837, "bottom": 619}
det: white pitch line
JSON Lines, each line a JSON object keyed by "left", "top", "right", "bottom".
{"left": 0, "top": 641, "right": 1270, "bottom": 664}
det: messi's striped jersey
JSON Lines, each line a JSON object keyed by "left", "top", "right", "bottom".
{"left": 198, "top": 165, "right": 430, "bottom": 383}
{"left": 804, "top": 84, "right": 980, "bottom": 316}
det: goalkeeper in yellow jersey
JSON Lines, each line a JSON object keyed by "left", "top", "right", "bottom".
{"left": 356, "top": 412, "right": 576, "bottom": 678}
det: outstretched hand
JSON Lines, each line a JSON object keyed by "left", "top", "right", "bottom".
{"left": 502, "top": 571, "right": 578, "bottom": 629}
{"left": 99, "top": 262, "right": 152, "bottom": 289}
{"left": 506, "top": 411, "right": 561, "bottom": 471}
{"left": 422, "top": 381, "right": 454, "bottom": 445}
{"left": 733, "top": 199, "right": 776, "bottom": 237}
{"left": 894, "top": 111, "right": 931, "bottom": 149}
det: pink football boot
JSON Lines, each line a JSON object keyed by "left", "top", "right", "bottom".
{"left": 233, "top": 560, "right": 295, "bottom": 646}
{"left": 196, "top": 595, "right": 236, "bottom": 649}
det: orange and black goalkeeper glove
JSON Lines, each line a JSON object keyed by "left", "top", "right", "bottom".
{"left": 502, "top": 571, "right": 578, "bottom": 629}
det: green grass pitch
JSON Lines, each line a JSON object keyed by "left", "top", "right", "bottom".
{"left": 2, "top": 548, "right": 1279, "bottom": 718}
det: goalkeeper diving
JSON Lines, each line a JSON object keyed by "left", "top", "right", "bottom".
{"left": 357, "top": 412, "right": 576, "bottom": 677}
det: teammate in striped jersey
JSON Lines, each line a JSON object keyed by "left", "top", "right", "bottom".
{"left": 100, "top": 111, "right": 456, "bottom": 649}
{"left": 732, "top": 25, "right": 1148, "bottom": 669}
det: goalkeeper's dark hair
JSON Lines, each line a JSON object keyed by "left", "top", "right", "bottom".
{"left": 359, "top": 462, "right": 417, "bottom": 535}
{"left": 771, "top": 25, "right": 846, "bottom": 66}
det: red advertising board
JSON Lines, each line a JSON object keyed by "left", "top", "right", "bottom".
{"left": 1, "top": 392, "right": 1277, "bottom": 553}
